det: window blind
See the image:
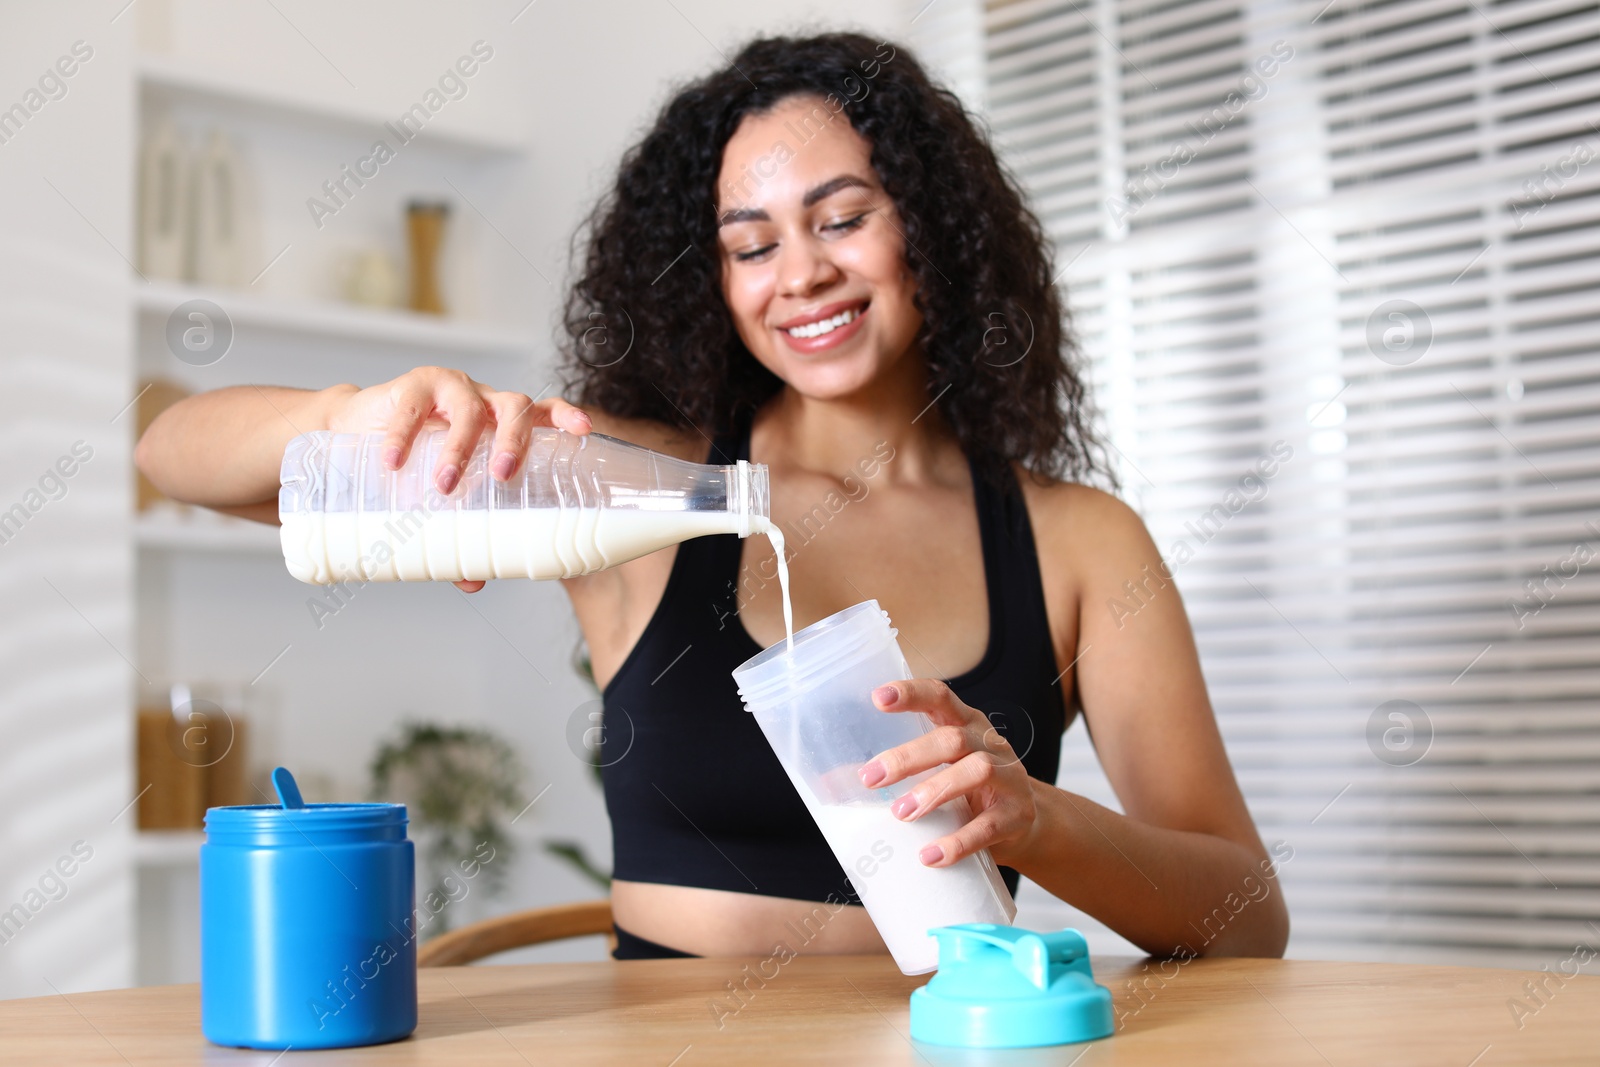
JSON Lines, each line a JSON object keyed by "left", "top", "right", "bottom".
{"left": 919, "top": 0, "right": 1600, "bottom": 967}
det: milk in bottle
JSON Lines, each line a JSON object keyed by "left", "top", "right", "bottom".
{"left": 278, "top": 428, "right": 770, "bottom": 584}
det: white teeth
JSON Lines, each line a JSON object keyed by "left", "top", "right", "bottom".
{"left": 785, "top": 307, "right": 859, "bottom": 339}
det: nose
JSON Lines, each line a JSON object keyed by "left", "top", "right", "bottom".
{"left": 775, "top": 232, "right": 842, "bottom": 299}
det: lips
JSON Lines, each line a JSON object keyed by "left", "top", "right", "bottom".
{"left": 771, "top": 299, "right": 864, "bottom": 331}
{"left": 775, "top": 299, "right": 871, "bottom": 352}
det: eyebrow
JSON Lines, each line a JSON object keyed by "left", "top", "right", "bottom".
{"left": 716, "top": 174, "right": 875, "bottom": 227}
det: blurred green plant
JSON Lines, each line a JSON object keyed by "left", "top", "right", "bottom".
{"left": 570, "top": 646, "right": 605, "bottom": 790}
{"left": 542, "top": 841, "right": 612, "bottom": 890}
{"left": 542, "top": 642, "right": 612, "bottom": 887}
{"left": 369, "top": 721, "right": 523, "bottom": 930}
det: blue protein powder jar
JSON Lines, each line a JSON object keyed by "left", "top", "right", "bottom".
{"left": 200, "top": 800, "right": 417, "bottom": 1049}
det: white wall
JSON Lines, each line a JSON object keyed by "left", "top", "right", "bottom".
{"left": 4, "top": 0, "right": 914, "bottom": 994}
{"left": 0, "top": 4, "right": 135, "bottom": 999}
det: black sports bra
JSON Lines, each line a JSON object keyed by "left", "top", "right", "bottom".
{"left": 599, "top": 413, "right": 1070, "bottom": 906}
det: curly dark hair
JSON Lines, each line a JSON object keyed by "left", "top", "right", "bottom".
{"left": 560, "top": 31, "right": 1110, "bottom": 486}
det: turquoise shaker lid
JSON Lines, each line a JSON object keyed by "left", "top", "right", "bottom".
{"left": 909, "top": 925, "right": 1114, "bottom": 1048}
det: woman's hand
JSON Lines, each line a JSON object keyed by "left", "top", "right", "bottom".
{"left": 857, "top": 680, "right": 1041, "bottom": 869}
{"left": 328, "top": 366, "right": 592, "bottom": 592}
{"left": 329, "top": 366, "right": 591, "bottom": 492}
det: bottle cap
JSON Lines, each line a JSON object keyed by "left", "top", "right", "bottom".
{"left": 909, "top": 925, "right": 1114, "bottom": 1048}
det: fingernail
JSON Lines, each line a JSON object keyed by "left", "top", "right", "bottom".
{"left": 919, "top": 845, "right": 944, "bottom": 866}
{"left": 873, "top": 685, "right": 899, "bottom": 706}
{"left": 891, "top": 793, "right": 918, "bottom": 820}
{"left": 859, "top": 760, "right": 887, "bottom": 788}
{"left": 438, "top": 465, "right": 460, "bottom": 494}
{"left": 383, "top": 446, "right": 403, "bottom": 469}
{"left": 492, "top": 452, "right": 516, "bottom": 480}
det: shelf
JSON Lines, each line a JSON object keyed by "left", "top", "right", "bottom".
{"left": 135, "top": 280, "right": 538, "bottom": 359}
{"left": 134, "top": 830, "right": 203, "bottom": 868}
{"left": 137, "top": 53, "right": 526, "bottom": 157}
{"left": 135, "top": 510, "right": 282, "bottom": 555}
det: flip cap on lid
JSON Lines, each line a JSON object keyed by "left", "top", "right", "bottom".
{"left": 909, "top": 925, "right": 1114, "bottom": 1048}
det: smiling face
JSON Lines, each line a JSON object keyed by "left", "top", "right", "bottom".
{"left": 715, "top": 95, "right": 924, "bottom": 402}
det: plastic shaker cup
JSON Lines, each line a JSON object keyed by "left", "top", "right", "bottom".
{"left": 200, "top": 768, "right": 417, "bottom": 1049}
{"left": 732, "top": 601, "right": 1016, "bottom": 974}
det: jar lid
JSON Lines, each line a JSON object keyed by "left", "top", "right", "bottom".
{"left": 204, "top": 802, "right": 408, "bottom": 846}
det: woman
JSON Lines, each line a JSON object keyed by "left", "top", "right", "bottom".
{"left": 138, "top": 33, "right": 1288, "bottom": 960}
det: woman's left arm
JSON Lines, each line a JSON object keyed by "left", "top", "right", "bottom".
{"left": 859, "top": 486, "right": 1289, "bottom": 958}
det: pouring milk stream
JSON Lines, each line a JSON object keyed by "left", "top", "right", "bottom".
{"left": 279, "top": 426, "right": 1006, "bottom": 973}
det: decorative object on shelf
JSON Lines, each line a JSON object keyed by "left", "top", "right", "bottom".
{"left": 136, "top": 681, "right": 253, "bottom": 830}
{"left": 369, "top": 721, "right": 522, "bottom": 933}
{"left": 136, "top": 707, "right": 203, "bottom": 829}
{"left": 137, "top": 116, "right": 189, "bottom": 281}
{"left": 342, "top": 247, "right": 404, "bottom": 309}
{"left": 405, "top": 200, "right": 450, "bottom": 315}
{"left": 136, "top": 117, "right": 258, "bottom": 287}
{"left": 191, "top": 129, "right": 253, "bottom": 288}
{"left": 134, "top": 378, "right": 191, "bottom": 511}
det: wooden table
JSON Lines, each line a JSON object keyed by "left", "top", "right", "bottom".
{"left": 1, "top": 955, "right": 1595, "bottom": 1065}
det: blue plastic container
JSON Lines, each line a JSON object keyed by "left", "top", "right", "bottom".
{"left": 200, "top": 801, "right": 417, "bottom": 1049}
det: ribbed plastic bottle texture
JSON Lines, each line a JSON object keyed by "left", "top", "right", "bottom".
{"left": 278, "top": 428, "right": 767, "bottom": 585}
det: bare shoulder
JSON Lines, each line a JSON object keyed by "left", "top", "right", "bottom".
{"left": 1011, "top": 469, "right": 1162, "bottom": 676}
{"left": 1014, "top": 469, "right": 1156, "bottom": 567}
{"left": 581, "top": 409, "right": 710, "bottom": 464}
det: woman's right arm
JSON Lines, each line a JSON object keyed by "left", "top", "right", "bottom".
{"left": 135, "top": 366, "right": 593, "bottom": 525}
{"left": 135, "top": 383, "right": 357, "bottom": 522}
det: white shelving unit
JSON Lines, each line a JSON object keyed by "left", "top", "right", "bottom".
{"left": 137, "top": 53, "right": 526, "bottom": 156}
{"left": 129, "top": 45, "right": 536, "bottom": 934}
{"left": 135, "top": 279, "right": 537, "bottom": 359}
{"left": 133, "top": 830, "right": 207, "bottom": 868}
{"left": 135, "top": 509, "right": 281, "bottom": 554}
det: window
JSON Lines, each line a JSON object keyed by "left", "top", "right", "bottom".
{"left": 919, "top": 0, "right": 1600, "bottom": 966}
